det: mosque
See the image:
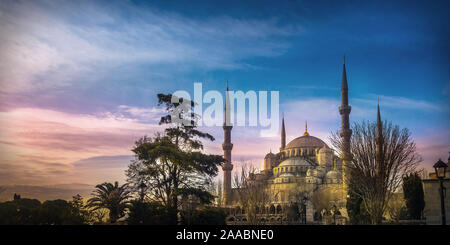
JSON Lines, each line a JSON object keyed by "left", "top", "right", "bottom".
{"left": 221, "top": 58, "right": 353, "bottom": 224}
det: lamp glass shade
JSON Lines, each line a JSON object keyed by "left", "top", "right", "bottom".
{"left": 433, "top": 159, "right": 448, "bottom": 179}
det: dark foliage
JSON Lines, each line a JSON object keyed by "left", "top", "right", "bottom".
{"left": 126, "top": 199, "right": 175, "bottom": 225}
{"left": 126, "top": 93, "right": 224, "bottom": 223}
{"left": 180, "top": 207, "right": 227, "bottom": 225}
{"left": 402, "top": 172, "right": 425, "bottom": 219}
{"left": 0, "top": 195, "right": 88, "bottom": 225}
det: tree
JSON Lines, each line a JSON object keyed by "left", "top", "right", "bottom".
{"left": 0, "top": 197, "right": 41, "bottom": 225}
{"left": 70, "top": 194, "right": 97, "bottom": 224}
{"left": 39, "top": 199, "right": 85, "bottom": 225}
{"left": 402, "top": 172, "right": 425, "bottom": 219}
{"left": 233, "top": 165, "right": 278, "bottom": 225}
{"left": 345, "top": 173, "right": 370, "bottom": 224}
{"left": 87, "top": 181, "right": 131, "bottom": 223}
{"left": 330, "top": 120, "right": 421, "bottom": 224}
{"left": 126, "top": 199, "right": 173, "bottom": 225}
{"left": 311, "top": 187, "right": 341, "bottom": 217}
{"left": 126, "top": 93, "right": 224, "bottom": 224}
{"left": 386, "top": 193, "right": 407, "bottom": 223}
{"left": 180, "top": 207, "right": 227, "bottom": 225}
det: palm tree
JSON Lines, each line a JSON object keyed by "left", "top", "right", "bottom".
{"left": 87, "top": 181, "right": 132, "bottom": 223}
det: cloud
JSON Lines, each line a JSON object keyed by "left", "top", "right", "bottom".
{"left": 72, "top": 155, "right": 134, "bottom": 169}
{"left": 0, "top": 106, "right": 161, "bottom": 185}
{"left": 354, "top": 94, "right": 441, "bottom": 111}
{"left": 116, "top": 105, "right": 165, "bottom": 123}
{"left": 414, "top": 131, "right": 450, "bottom": 172}
{"left": 0, "top": 0, "right": 301, "bottom": 94}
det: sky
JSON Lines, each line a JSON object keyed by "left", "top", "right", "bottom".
{"left": 0, "top": 0, "right": 449, "bottom": 200}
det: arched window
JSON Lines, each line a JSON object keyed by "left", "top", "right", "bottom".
{"left": 276, "top": 205, "right": 282, "bottom": 214}
{"left": 270, "top": 205, "right": 275, "bottom": 214}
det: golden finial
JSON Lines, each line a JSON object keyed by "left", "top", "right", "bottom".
{"left": 302, "top": 121, "right": 310, "bottom": 136}
{"left": 226, "top": 80, "right": 229, "bottom": 91}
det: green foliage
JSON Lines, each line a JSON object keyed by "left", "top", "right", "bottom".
{"left": 0, "top": 194, "right": 90, "bottom": 225}
{"left": 87, "top": 181, "right": 132, "bottom": 223}
{"left": 0, "top": 197, "right": 41, "bottom": 225}
{"left": 345, "top": 168, "right": 371, "bottom": 225}
{"left": 180, "top": 207, "right": 227, "bottom": 225}
{"left": 126, "top": 93, "right": 224, "bottom": 223}
{"left": 126, "top": 199, "right": 175, "bottom": 225}
{"left": 346, "top": 191, "right": 371, "bottom": 225}
{"left": 39, "top": 199, "right": 85, "bottom": 225}
{"left": 402, "top": 172, "right": 425, "bottom": 219}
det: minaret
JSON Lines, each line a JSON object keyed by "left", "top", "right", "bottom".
{"left": 222, "top": 80, "right": 233, "bottom": 206}
{"left": 339, "top": 56, "right": 352, "bottom": 188}
{"left": 280, "top": 113, "right": 286, "bottom": 151}
{"left": 376, "top": 99, "right": 384, "bottom": 178}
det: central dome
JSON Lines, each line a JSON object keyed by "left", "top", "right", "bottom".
{"left": 285, "top": 135, "right": 327, "bottom": 149}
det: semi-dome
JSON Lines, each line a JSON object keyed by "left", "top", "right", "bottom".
{"left": 325, "top": 170, "right": 341, "bottom": 180}
{"left": 286, "top": 135, "right": 327, "bottom": 149}
{"left": 265, "top": 152, "right": 276, "bottom": 159}
{"left": 319, "top": 144, "right": 333, "bottom": 154}
{"left": 278, "top": 157, "right": 314, "bottom": 167}
{"left": 279, "top": 173, "right": 295, "bottom": 178}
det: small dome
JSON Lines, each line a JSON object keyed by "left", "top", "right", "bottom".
{"left": 326, "top": 170, "right": 341, "bottom": 180}
{"left": 278, "top": 157, "right": 314, "bottom": 167}
{"left": 279, "top": 173, "right": 295, "bottom": 178}
{"left": 286, "top": 135, "right": 327, "bottom": 149}
{"left": 265, "top": 152, "right": 276, "bottom": 159}
{"left": 319, "top": 145, "right": 333, "bottom": 154}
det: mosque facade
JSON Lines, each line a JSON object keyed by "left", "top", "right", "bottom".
{"left": 221, "top": 59, "right": 352, "bottom": 224}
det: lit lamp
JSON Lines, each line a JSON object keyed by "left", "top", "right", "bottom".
{"left": 433, "top": 159, "right": 447, "bottom": 225}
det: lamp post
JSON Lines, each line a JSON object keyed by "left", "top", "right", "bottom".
{"left": 302, "top": 196, "right": 307, "bottom": 224}
{"left": 433, "top": 159, "right": 448, "bottom": 225}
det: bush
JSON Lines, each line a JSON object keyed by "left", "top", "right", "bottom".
{"left": 127, "top": 199, "right": 174, "bottom": 225}
{"left": 402, "top": 173, "right": 425, "bottom": 219}
{"left": 180, "top": 207, "right": 227, "bottom": 225}
{"left": 0, "top": 195, "right": 88, "bottom": 225}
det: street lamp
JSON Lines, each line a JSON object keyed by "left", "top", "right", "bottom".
{"left": 433, "top": 159, "right": 448, "bottom": 225}
{"left": 302, "top": 196, "right": 307, "bottom": 224}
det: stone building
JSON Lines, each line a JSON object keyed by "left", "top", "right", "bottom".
{"left": 423, "top": 157, "right": 450, "bottom": 225}
{"left": 221, "top": 59, "right": 352, "bottom": 224}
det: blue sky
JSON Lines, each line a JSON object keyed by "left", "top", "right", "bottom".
{"left": 0, "top": 0, "right": 448, "bottom": 191}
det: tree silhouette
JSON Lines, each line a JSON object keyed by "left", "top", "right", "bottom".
{"left": 330, "top": 121, "right": 421, "bottom": 224}
{"left": 126, "top": 93, "right": 224, "bottom": 224}
{"left": 87, "top": 181, "right": 131, "bottom": 223}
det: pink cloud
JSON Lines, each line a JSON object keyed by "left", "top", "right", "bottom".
{"left": 0, "top": 107, "right": 161, "bottom": 185}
